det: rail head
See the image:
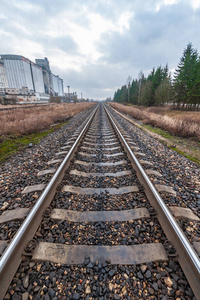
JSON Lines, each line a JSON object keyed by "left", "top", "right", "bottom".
{"left": 104, "top": 103, "right": 200, "bottom": 300}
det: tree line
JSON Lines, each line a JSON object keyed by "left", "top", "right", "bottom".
{"left": 113, "top": 43, "right": 200, "bottom": 109}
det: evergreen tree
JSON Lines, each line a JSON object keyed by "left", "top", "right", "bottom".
{"left": 113, "top": 85, "right": 128, "bottom": 103}
{"left": 129, "top": 79, "right": 139, "bottom": 104}
{"left": 113, "top": 43, "right": 200, "bottom": 109}
{"left": 155, "top": 77, "right": 173, "bottom": 106}
{"left": 138, "top": 80, "right": 152, "bottom": 106}
{"left": 174, "top": 43, "right": 199, "bottom": 108}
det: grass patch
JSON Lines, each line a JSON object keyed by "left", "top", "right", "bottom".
{"left": 142, "top": 124, "right": 199, "bottom": 164}
{"left": 170, "top": 147, "right": 199, "bottom": 165}
{"left": 0, "top": 120, "right": 69, "bottom": 164}
{"left": 142, "top": 124, "right": 173, "bottom": 139}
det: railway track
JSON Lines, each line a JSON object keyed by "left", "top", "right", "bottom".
{"left": 0, "top": 103, "right": 200, "bottom": 299}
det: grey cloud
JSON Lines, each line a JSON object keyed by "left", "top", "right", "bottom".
{"left": 56, "top": 62, "right": 125, "bottom": 99}
{"left": 37, "top": 36, "right": 78, "bottom": 54}
{"left": 97, "top": 1, "right": 200, "bottom": 80}
{"left": 54, "top": 36, "right": 78, "bottom": 53}
{"left": 1, "top": 0, "right": 200, "bottom": 99}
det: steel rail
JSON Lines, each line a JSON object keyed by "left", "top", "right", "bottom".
{"left": 0, "top": 104, "right": 99, "bottom": 299}
{"left": 104, "top": 104, "right": 200, "bottom": 300}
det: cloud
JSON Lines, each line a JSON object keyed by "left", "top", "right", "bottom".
{"left": 11, "top": 0, "right": 41, "bottom": 13}
{"left": 40, "top": 35, "right": 78, "bottom": 54}
{"left": 0, "top": 0, "right": 200, "bottom": 99}
{"left": 97, "top": 1, "right": 200, "bottom": 80}
{"left": 56, "top": 62, "right": 125, "bottom": 99}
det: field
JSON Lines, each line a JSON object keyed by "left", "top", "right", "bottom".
{"left": 0, "top": 102, "right": 95, "bottom": 136}
{"left": 0, "top": 102, "right": 96, "bottom": 163}
{"left": 109, "top": 103, "right": 200, "bottom": 164}
{"left": 109, "top": 103, "right": 200, "bottom": 139}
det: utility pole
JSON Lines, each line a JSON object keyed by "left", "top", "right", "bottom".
{"left": 81, "top": 93, "right": 83, "bottom": 100}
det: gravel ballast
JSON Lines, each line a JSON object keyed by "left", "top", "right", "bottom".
{"left": 1, "top": 103, "right": 198, "bottom": 299}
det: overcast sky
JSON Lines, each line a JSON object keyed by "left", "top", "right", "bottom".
{"left": 0, "top": 0, "right": 200, "bottom": 100}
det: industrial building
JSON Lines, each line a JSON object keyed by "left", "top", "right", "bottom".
{"left": 31, "top": 62, "right": 45, "bottom": 94}
{"left": 0, "top": 59, "right": 8, "bottom": 94}
{"left": 1, "top": 55, "right": 35, "bottom": 91}
{"left": 35, "top": 57, "right": 51, "bottom": 94}
{"left": 0, "top": 55, "right": 64, "bottom": 103}
{"left": 35, "top": 57, "right": 64, "bottom": 97}
{"left": 51, "top": 73, "right": 64, "bottom": 96}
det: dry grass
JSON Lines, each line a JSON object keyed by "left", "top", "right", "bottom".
{"left": 0, "top": 102, "right": 96, "bottom": 136}
{"left": 0, "top": 103, "right": 51, "bottom": 110}
{"left": 109, "top": 103, "right": 200, "bottom": 139}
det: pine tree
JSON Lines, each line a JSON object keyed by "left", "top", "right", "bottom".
{"left": 129, "top": 79, "right": 139, "bottom": 104}
{"left": 155, "top": 77, "right": 173, "bottom": 106}
{"left": 174, "top": 43, "right": 199, "bottom": 108}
